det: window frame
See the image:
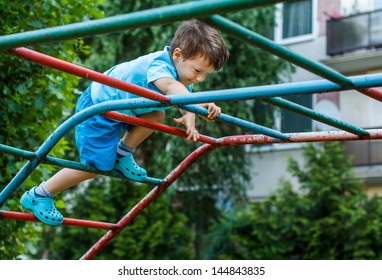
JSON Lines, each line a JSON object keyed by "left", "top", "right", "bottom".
{"left": 274, "top": 0, "right": 318, "bottom": 45}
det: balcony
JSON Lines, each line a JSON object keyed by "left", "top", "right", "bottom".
{"left": 327, "top": 9, "right": 382, "bottom": 56}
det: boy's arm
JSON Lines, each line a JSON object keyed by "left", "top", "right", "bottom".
{"left": 154, "top": 77, "right": 221, "bottom": 120}
{"left": 153, "top": 78, "right": 199, "bottom": 141}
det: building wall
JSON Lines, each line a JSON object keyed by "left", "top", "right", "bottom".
{"left": 247, "top": 145, "right": 305, "bottom": 201}
{"left": 247, "top": 0, "right": 382, "bottom": 200}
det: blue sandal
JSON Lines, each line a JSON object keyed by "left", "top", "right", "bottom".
{"left": 20, "top": 187, "right": 63, "bottom": 226}
{"left": 114, "top": 154, "right": 147, "bottom": 181}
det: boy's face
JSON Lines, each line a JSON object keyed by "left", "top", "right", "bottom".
{"left": 172, "top": 48, "right": 215, "bottom": 86}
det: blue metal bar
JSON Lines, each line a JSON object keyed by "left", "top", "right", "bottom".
{"left": 167, "top": 72, "right": 382, "bottom": 104}
{"left": 181, "top": 105, "right": 289, "bottom": 139}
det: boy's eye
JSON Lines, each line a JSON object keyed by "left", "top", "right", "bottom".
{"left": 194, "top": 68, "right": 201, "bottom": 73}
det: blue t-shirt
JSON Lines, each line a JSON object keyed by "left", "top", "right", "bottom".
{"left": 90, "top": 46, "right": 193, "bottom": 116}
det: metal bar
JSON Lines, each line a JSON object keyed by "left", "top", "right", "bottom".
{"left": 0, "top": 144, "right": 35, "bottom": 160}
{"left": 181, "top": 104, "right": 289, "bottom": 139}
{"left": 207, "top": 15, "right": 382, "bottom": 102}
{"left": 0, "top": 144, "right": 163, "bottom": 185}
{"left": 263, "top": 97, "right": 369, "bottom": 136}
{"left": 0, "top": 210, "right": 118, "bottom": 230}
{"left": 206, "top": 15, "right": 352, "bottom": 86}
{"left": 167, "top": 72, "right": 382, "bottom": 104}
{"left": 102, "top": 111, "right": 218, "bottom": 145}
{"left": 0, "top": 0, "right": 286, "bottom": 50}
{"left": 218, "top": 129, "right": 382, "bottom": 147}
{"left": 80, "top": 143, "right": 217, "bottom": 260}
{"left": 358, "top": 88, "right": 382, "bottom": 101}
{"left": 9, "top": 47, "right": 169, "bottom": 102}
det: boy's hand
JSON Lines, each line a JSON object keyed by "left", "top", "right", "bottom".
{"left": 173, "top": 112, "right": 199, "bottom": 141}
{"left": 202, "top": 103, "right": 221, "bottom": 122}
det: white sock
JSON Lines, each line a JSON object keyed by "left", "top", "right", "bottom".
{"left": 117, "top": 140, "right": 135, "bottom": 158}
{"left": 34, "top": 182, "right": 53, "bottom": 198}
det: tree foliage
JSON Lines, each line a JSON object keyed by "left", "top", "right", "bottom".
{"left": 0, "top": 0, "right": 103, "bottom": 259}
{"left": 205, "top": 142, "right": 382, "bottom": 260}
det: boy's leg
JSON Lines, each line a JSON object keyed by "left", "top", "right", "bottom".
{"left": 20, "top": 168, "right": 96, "bottom": 226}
{"left": 114, "top": 111, "right": 165, "bottom": 181}
{"left": 121, "top": 110, "right": 165, "bottom": 148}
{"left": 45, "top": 168, "right": 97, "bottom": 194}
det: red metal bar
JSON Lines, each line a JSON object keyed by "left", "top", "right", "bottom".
{"left": 358, "top": 88, "right": 382, "bottom": 102}
{"left": 0, "top": 210, "right": 117, "bottom": 230}
{"left": 103, "top": 111, "right": 217, "bottom": 145}
{"left": 9, "top": 47, "right": 169, "bottom": 102}
{"left": 218, "top": 129, "right": 382, "bottom": 147}
{"left": 80, "top": 143, "right": 217, "bottom": 260}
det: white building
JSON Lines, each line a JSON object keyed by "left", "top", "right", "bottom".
{"left": 248, "top": 0, "right": 382, "bottom": 200}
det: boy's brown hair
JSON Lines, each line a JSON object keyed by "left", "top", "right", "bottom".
{"left": 170, "top": 19, "right": 229, "bottom": 70}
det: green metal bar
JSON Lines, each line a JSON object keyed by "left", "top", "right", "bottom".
{"left": 0, "top": 144, "right": 163, "bottom": 185}
{"left": 263, "top": 97, "right": 369, "bottom": 136}
{"left": 206, "top": 15, "right": 353, "bottom": 87}
{"left": 0, "top": 0, "right": 286, "bottom": 50}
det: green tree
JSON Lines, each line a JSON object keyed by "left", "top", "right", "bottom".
{"left": 205, "top": 142, "right": 382, "bottom": 259}
{"left": 0, "top": 0, "right": 103, "bottom": 259}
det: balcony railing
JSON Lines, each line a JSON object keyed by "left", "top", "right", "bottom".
{"left": 327, "top": 9, "right": 382, "bottom": 56}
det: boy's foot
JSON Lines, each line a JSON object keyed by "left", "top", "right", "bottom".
{"left": 20, "top": 187, "right": 63, "bottom": 226}
{"left": 114, "top": 154, "right": 147, "bottom": 182}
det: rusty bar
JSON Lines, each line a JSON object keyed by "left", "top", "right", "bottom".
{"left": 80, "top": 143, "right": 217, "bottom": 260}
{"left": 218, "top": 129, "right": 382, "bottom": 147}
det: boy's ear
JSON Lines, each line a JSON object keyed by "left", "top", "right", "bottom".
{"left": 172, "top": 47, "right": 182, "bottom": 61}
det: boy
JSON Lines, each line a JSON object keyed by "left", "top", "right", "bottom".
{"left": 20, "top": 19, "right": 229, "bottom": 226}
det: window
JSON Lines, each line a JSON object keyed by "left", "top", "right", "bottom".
{"left": 275, "top": 0, "right": 317, "bottom": 44}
